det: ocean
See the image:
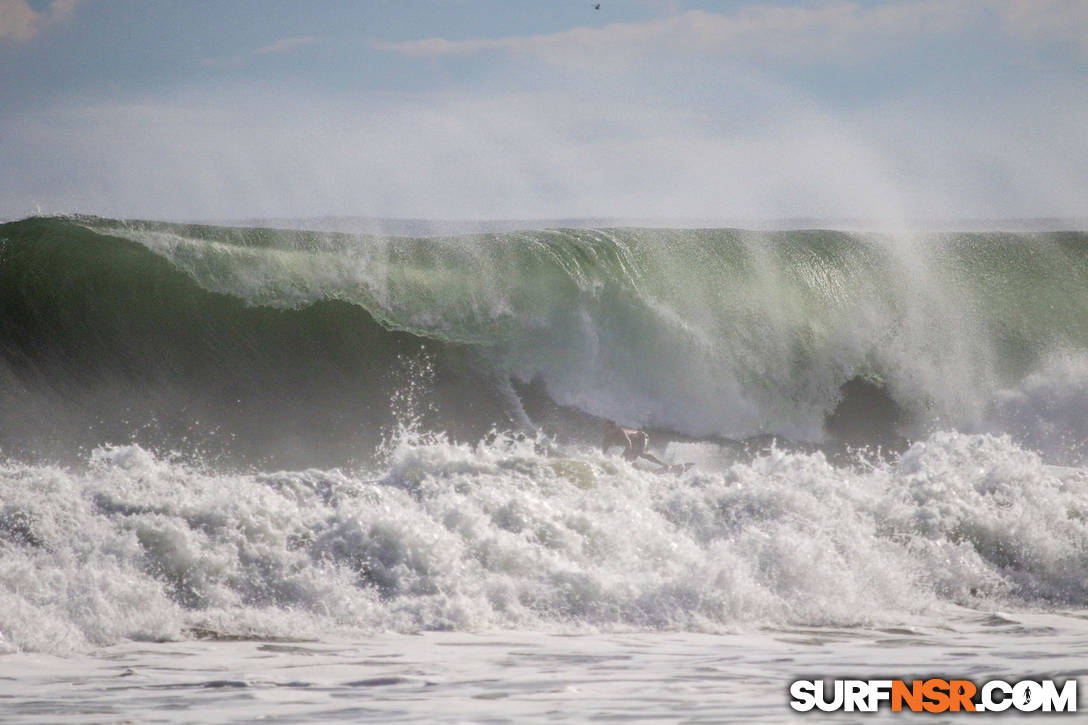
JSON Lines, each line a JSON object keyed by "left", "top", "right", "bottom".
{"left": 1, "top": 216, "right": 1086, "bottom": 721}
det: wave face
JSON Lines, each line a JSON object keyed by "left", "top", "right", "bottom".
{"left": 2, "top": 216, "right": 1087, "bottom": 465}
{"left": 1, "top": 433, "right": 1087, "bottom": 654}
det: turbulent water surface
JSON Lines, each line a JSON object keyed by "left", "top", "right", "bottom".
{"left": 1, "top": 216, "right": 1086, "bottom": 721}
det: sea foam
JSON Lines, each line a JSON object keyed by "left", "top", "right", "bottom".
{"left": 2, "top": 430, "right": 1085, "bottom": 655}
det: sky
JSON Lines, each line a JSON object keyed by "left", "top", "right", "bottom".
{"left": 1, "top": 0, "right": 1086, "bottom": 223}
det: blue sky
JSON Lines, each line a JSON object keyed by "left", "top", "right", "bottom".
{"left": 1, "top": 0, "right": 1086, "bottom": 222}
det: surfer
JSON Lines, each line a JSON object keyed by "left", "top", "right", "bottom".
{"left": 602, "top": 420, "right": 668, "bottom": 467}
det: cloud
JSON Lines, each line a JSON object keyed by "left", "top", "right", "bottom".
{"left": 0, "top": 0, "right": 78, "bottom": 42}
{"left": 202, "top": 35, "right": 319, "bottom": 68}
{"left": 254, "top": 35, "right": 317, "bottom": 56}
{"left": 998, "top": 0, "right": 1088, "bottom": 57}
{"left": 373, "top": 3, "right": 963, "bottom": 61}
{"left": 374, "top": 0, "right": 1087, "bottom": 64}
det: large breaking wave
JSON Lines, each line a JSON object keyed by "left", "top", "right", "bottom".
{"left": 1, "top": 216, "right": 1085, "bottom": 465}
{"left": 2, "top": 216, "right": 1088, "bottom": 655}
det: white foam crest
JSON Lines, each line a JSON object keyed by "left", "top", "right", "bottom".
{"left": 3, "top": 430, "right": 1086, "bottom": 654}
{"left": 887, "top": 432, "right": 1088, "bottom": 602}
{"left": 986, "top": 351, "right": 1088, "bottom": 464}
{"left": 0, "top": 457, "right": 181, "bottom": 654}
{"left": 102, "top": 225, "right": 389, "bottom": 312}
{"left": 501, "top": 229, "right": 1012, "bottom": 441}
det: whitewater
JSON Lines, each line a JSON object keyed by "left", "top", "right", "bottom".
{"left": 1, "top": 217, "right": 1086, "bottom": 722}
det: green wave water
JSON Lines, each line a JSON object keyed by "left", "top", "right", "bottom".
{"left": 2, "top": 216, "right": 1086, "bottom": 465}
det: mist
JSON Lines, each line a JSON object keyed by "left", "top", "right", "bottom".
{"left": 1, "top": 3, "right": 1086, "bottom": 224}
